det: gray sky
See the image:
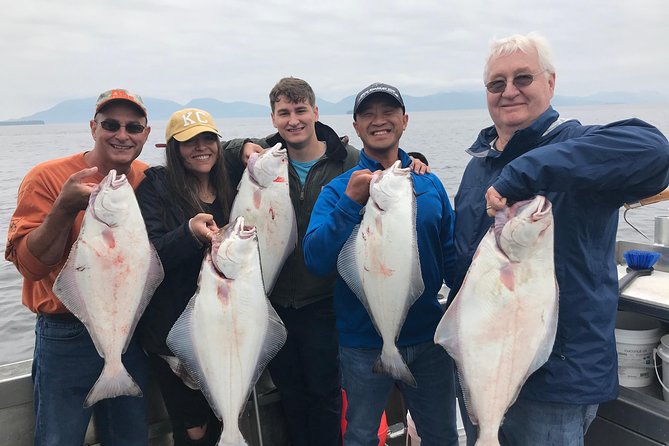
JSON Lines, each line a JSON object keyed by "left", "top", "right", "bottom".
{"left": 2, "top": 0, "right": 668, "bottom": 121}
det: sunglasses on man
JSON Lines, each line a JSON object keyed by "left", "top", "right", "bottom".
{"left": 485, "top": 70, "right": 547, "bottom": 94}
{"left": 96, "top": 119, "right": 146, "bottom": 134}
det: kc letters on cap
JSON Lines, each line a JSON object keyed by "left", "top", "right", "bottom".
{"left": 165, "top": 108, "right": 222, "bottom": 142}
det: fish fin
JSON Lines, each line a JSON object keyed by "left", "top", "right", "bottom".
{"left": 455, "top": 368, "right": 479, "bottom": 426}
{"left": 245, "top": 299, "right": 288, "bottom": 404}
{"left": 526, "top": 281, "right": 559, "bottom": 376}
{"left": 122, "top": 245, "right": 164, "bottom": 353}
{"left": 408, "top": 202, "right": 425, "bottom": 306}
{"left": 434, "top": 297, "right": 460, "bottom": 355}
{"left": 167, "top": 295, "right": 222, "bottom": 421}
{"left": 84, "top": 360, "right": 142, "bottom": 407}
{"left": 337, "top": 224, "right": 368, "bottom": 307}
{"left": 52, "top": 241, "right": 100, "bottom": 352}
{"left": 373, "top": 345, "right": 417, "bottom": 387}
{"left": 337, "top": 226, "right": 391, "bottom": 353}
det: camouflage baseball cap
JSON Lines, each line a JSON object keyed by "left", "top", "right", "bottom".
{"left": 95, "top": 88, "right": 147, "bottom": 117}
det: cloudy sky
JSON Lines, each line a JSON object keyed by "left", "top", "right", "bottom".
{"left": 2, "top": 0, "right": 668, "bottom": 121}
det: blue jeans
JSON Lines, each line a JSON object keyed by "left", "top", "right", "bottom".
{"left": 268, "top": 298, "right": 342, "bottom": 446}
{"left": 33, "top": 314, "right": 149, "bottom": 446}
{"left": 458, "top": 391, "right": 598, "bottom": 446}
{"left": 340, "top": 341, "right": 458, "bottom": 446}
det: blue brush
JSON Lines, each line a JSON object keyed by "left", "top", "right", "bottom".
{"left": 619, "top": 250, "right": 662, "bottom": 293}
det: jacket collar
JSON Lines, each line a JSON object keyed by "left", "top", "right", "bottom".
{"left": 467, "top": 106, "right": 560, "bottom": 160}
{"left": 265, "top": 121, "right": 349, "bottom": 161}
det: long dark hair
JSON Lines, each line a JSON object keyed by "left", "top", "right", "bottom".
{"left": 164, "top": 136, "right": 233, "bottom": 221}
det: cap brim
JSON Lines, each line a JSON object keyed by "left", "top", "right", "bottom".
{"left": 172, "top": 125, "right": 222, "bottom": 142}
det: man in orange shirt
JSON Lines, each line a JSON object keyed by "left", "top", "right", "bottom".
{"left": 6, "top": 88, "right": 152, "bottom": 446}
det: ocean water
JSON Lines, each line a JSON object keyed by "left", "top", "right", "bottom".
{"left": 1, "top": 104, "right": 668, "bottom": 365}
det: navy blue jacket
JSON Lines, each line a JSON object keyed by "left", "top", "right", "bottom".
{"left": 450, "top": 106, "right": 669, "bottom": 404}
{"left": 304, "top": 149, "right": 456, "bottom": 348}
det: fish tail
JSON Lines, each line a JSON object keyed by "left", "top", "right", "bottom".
{"left": 373, "top": 346, "right": 417, "bottom": 387}
{"left": 474, "top": 428, "right": 501, "bottom": 446}
{"left": 84, "top": 361, "right": 142, "bottom": 408}
{"left": 217, "top": 435, "right": 248, "bottom": 446}
{"left": 217, "top": 441, "right": 248, "bottom": 446}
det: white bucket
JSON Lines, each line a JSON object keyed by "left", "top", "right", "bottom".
{"left": 406, "top": 410, "right": 421, "bottom": 446}
{"left": 615, "top": 311, "right": 663, "bottom": 387}
{"left": 654, "top": 334, "right": 669, "bottom": 401}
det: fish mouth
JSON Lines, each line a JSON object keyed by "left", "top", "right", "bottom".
{"left": 101, "top": 169, "right": 127, "bottom": 190}
{"left": 227, "top": 217, "right": 256, "bottom": 239}
{"left": 531, "top": 196, "right": 552, "bottom": 220}
{"left": 239, "top": 225, "right": 256, "bottom": 239}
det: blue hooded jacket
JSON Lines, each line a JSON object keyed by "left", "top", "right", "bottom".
{"left": 304, "top": 149, "right": 456, "bottom": 348}
{"left": 450, "top": 106, "right": 669, "bottom": 404}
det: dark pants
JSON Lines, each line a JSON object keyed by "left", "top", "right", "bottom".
{"left": 148, "top": 353, "right": 221, "bottom": 446}
{"left": 33, "top": 314, "right": 149, "bottom": 446}
{"left": 268, "top": 297, "right": 342, "bottom": 446}
{"left": 457, "top": 376, "right": 598, "bottom": 446}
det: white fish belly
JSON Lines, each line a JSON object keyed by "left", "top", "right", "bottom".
{"left": 192, "top": 263, "right": 268, "bottom": 431}
{"left": 357, "top": 203, "right": 417, "bottom": 342}
{"left": 230, "top": 175, "right": 295, "bottom": 291}
{"left": 437, "top": 226, "right": 557, "bottom": 437}
{"left": 57, "top": 199, "right": 157, "bottom": 359}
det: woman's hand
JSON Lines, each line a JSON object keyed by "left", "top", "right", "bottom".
{"left": 188, "top": 213, "right": 219, "bottom": 243}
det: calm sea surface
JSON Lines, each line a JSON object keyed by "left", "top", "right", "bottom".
{"left": 1, "top": 105, "right": 668, "bottom": 365}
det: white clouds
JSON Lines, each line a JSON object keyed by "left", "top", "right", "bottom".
{"left": 1, "top": 0, "right": 668, "bottom": 120}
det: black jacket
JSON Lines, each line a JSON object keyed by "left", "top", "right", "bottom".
{"left": 134, "top": 166, "right": 223, "bottom": 355}
{"left": 223, "top": 121, "right": 359, "bottom": 308}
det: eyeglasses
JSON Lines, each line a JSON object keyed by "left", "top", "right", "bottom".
{"left": 96, "top": 119, "right": 146, "bottom": 134}
{"left": 485, "top": 70, "right": 547, "bottom": 94}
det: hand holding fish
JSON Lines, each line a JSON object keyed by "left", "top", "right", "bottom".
{"left": 408, "top": 157, "right": 430, "bottom": 174}
{"left": 485, "top": 186, "right": 507, "bottom": 217}
{"left": 345, "top": 169, "right": 379, "bottom": 205}
{"left": 188, "top": 213, "right": 219, "bottom": 243}
{"left": 241, "top": 141, "right": 265, "bottom": 166}
{"left": 26, "top": 166, "right": 100, "bottom": 266}
{"left": 54, "top": 167, "right": 100, "bottom": 215}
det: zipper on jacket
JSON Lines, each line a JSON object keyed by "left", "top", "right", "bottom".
{"left": 286, "top": 156, "right": 328, "bottom": 307}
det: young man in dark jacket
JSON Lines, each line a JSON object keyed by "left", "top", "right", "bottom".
{"left": 223, "top": 77, "right": 359, "bottom": 446}
{"left": 451, "top": 32, "right": 669, "bottom": 445}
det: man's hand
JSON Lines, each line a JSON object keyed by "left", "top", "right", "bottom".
{"left": 485, "top": 186, "right": 507, "bottom": 217}
{"left": 26, "top": 167, "right": 99, "bottom": 267}
{"left": 241, "top": 141, "right": 265, "bottom": 166}
{"left": 409, "top": 157, "right": 430, "bottom": 175}
{"left": 345, "top": 169, "right": 378, "bottom": 205}
{"left": 53, "top": 167, "right": 99, "bottom": 215}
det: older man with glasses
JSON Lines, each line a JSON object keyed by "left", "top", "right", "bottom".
{"left": 445, "top": 32, "right": 669, "bottom": 446}
{"left": 6, "top": 88, "right": 152, "bottom": 445}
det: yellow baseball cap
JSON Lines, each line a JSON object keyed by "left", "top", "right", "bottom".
{"left": 165, "top": 108, "right": 221, "bottom": 142}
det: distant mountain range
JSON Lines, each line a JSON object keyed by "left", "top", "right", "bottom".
{"left": 8, "top": 90, "right": 669, "bottom": 124}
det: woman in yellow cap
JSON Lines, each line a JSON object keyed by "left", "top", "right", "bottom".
{"left": 135, "top": 108, "right": 234, "bottom": 445}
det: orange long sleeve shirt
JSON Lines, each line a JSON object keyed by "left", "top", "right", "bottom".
{"left": 5, "top": 152, "right": 147, "bottom": 314}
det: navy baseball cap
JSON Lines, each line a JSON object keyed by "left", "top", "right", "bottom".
{"left": 353, "top": 82, "right": 405, "bottom": 118}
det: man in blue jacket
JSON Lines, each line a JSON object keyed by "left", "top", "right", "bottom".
{"left": 304, "top": 83, "right": 459, "bottom": 446}
{"left": 450, "top": 32, "right": 669, "bottom": 445}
